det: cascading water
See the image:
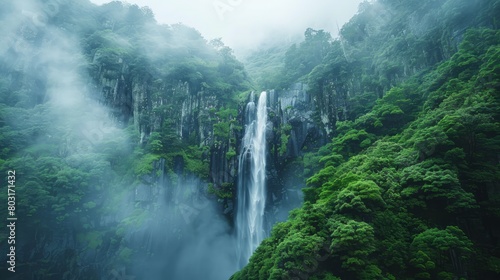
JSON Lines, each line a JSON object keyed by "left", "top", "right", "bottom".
{"left": 236, "top": 91, "right": 268, "bottom": 268}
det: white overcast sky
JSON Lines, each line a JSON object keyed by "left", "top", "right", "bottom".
{"left": 89, "top": 0, "right": 363, "bottom": 53}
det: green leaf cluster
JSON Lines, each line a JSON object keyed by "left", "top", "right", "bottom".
{"left": 232, "top": 23, "right": 500, "bottom": 280}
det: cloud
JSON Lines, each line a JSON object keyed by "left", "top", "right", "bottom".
{"left": 89, "top": 0, "right": 363, "bottom": 53}
{"left": 2, "top": 3, "right": 235, "bottom": 279}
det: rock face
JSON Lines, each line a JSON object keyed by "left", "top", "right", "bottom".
{"left": 264, "top": 83, "right": 327, "bottom": 227}
{"left": 90, "top": 53, "right": 215, "bottom": 145}
{"left": 89, "top": 47, "right": 329, "bottom": 227}
{"left": 97, "top": 75, "right": 325, "bottom": 224}
{"left": 304, "top": 0, "right": 495, "bottom": 137}
{"left": 272, "top": 83, "right": 325, "bottom": 157}
{"left": 89, "top": 51, "right": 239, "bottom": 193}
{"left": 86, "top": 0, "right": 491, "bottom": 225}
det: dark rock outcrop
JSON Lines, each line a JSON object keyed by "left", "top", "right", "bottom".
{"left": 263, "top": 83, "right": 327, "bottom": 227}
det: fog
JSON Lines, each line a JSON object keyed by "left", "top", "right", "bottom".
{"left": 129, "top": 176, "right": 239, "bottom": 280}
{"left": 1, "top": 1, "right": 242, "bottom": 279}
{"left": 2, "top": 0, "right": 363, "bottom": 279}
{"left": 90, "top": 0, "right": 364, "bottom": 54}
{"left": 1, "top": 0, "right": 125, "bottom": 150}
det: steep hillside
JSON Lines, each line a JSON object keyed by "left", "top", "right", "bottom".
{"left": 231, "top": 0, "right": 500, "bottom": 279}
{"left": 0, "top": 0, "right": 498, "bottom": 279}
{"left": 0, "top": 0, "right": 252, "bottom": 278}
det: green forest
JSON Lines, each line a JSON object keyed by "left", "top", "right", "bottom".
{"left": 0, "top": 0, "right": 499, "bottom": 279}
{"left": 233, "top": 0, "right": 500, "bottom": 279}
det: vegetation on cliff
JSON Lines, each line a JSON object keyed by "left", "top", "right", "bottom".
{"left": 0, "top": 0, "right": 498, "bottom": 279}
{"left": 0, "top": 0, "right": 250, "bottom": 278}
{"left": 231, "top": 0, "right": 500, "bottom": 279}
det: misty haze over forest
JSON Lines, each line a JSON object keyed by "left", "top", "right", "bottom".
{"left": 0, "top": 0, "right": 499, "bottom": 280}
{"left": 89, "top": 0, "right": 363, "bottom": 54}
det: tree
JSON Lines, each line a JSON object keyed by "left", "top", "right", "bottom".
{"left": 410, "top": 227, "right": 474, "bottom": 278}
{"left": 329, "top": 218, "right": 381, "bottom": 278}
{"left": 334, "top": 180, "right": 386, "bottom": 217}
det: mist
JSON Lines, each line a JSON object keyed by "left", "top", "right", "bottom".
{"left": 0, "top": 1, "right": 244, "bottom": 279}
{"left": 89, "top": 0, "right": 364, "bottom": 55}
{"left": 2, "top": 0, "right": 361, "bottom": 278}
{"left": 2, "top": 0, "right": 498, "bottom": 279}
{"left": 129, "top": 175, "right": 238, "bottom": 280}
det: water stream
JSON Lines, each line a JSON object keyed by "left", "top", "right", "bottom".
{"left": 236, "top": 91, "right": 268, "bottom": 268}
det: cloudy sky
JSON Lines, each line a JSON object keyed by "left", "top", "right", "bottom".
{"left": 90, "top": 0, "right": 363, "bottom": 53}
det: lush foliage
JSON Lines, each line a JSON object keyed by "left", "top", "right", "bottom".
{"left": 0, "top": 0, "right": 251, "bottom": 278}
{"left": 2, "top": 0, "right": 499, "bottom": 279}
{"left": 231, "top": 0, "right": 500, "bottom": 278}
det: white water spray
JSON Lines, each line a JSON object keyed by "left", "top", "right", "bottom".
{"left": 236, "top": 91, "right": 268, "bottom": 268}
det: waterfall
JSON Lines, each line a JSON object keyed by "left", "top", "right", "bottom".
{"left": 236, "top": 91, "right": 268, "bottom": 268}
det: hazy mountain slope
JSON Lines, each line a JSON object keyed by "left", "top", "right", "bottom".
{"left": 230, "top": 0, "right": 500, "bottom": 279}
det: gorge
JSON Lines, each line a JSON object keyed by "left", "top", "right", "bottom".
{"left": 0, "top": 0, "right": 499, "bottom": 279}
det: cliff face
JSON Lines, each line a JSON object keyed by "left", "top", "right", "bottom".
{"left": 84, "top": 0, "right": 496, "bottom": 231}
{"left": 96, "top": 76, "right": 325, "bottom": 228}
{"left": 90, "top": 50, "right": 212, "bottom": 144}
{"left": 262, "top": 83, "right": 327, "bottom": 226}
{"left": 89, "top": 52, "right": 241, "bottom": 214}
{"left": 307, "top": 0, "right": 499, "bottom": 136}
{"left": 5, "top": 1, "right": 497, "bottom": 279}
{"left": 89, "top": 44, "right": 328, "bottom": 226}
{"left": 0, "top": 1, "right": 251, "bottom": 278}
